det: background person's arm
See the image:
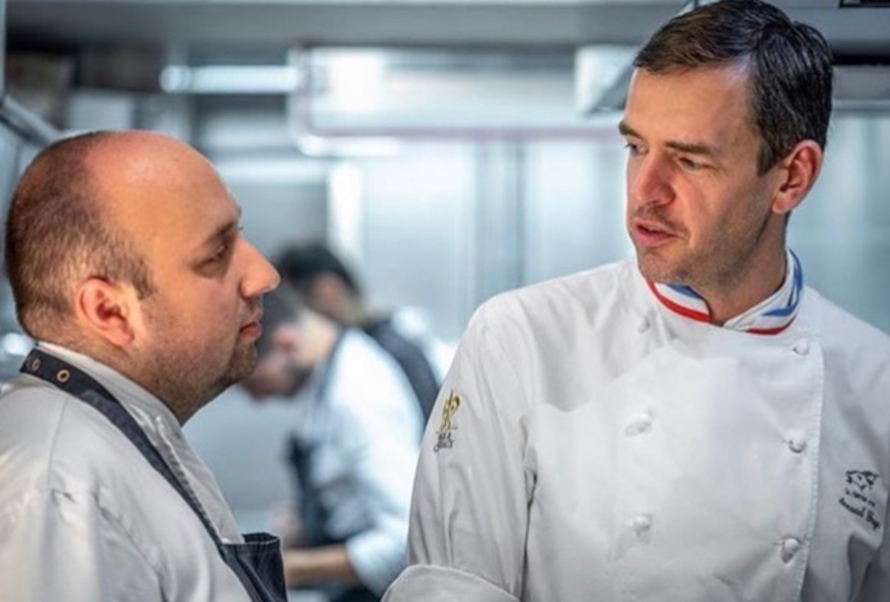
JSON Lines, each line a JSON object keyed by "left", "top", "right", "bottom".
{"left": 385, "top": 301, "right": 532, "bottom": 601}
{"left": 335, "top": 354, "right": 425, "bottom": 596}
{"left": 283, "top": 544, "right": 358, "bottom": 586}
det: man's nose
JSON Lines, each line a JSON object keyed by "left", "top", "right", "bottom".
{"left": 239, "top": 239, "right": 280, "bottom": 298}
{"left": 629, "top": 154, "right": 674, "bottom": 209}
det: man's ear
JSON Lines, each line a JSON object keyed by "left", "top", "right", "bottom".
{"left": 772, "top": 139, "right": 823, "bottom": 216}
{"left": 75, "top": 277, "right": 138, "bottom": 347}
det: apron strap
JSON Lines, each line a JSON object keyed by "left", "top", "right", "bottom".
{"left": 20, "top": 348, "right": 288, "bottom": 602}
{"left": 20, "top": 349, "right": 224, "bottom": 545}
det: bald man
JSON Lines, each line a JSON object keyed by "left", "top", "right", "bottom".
{"left": 0, "top": 131, "right": 285, "bottom": 601}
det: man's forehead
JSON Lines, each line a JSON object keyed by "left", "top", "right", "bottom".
{"left": 90, "top": 144, "right": 238, "bottom": 253}
{"left": 623, "top": 67, "right": 754, "bottom": 146}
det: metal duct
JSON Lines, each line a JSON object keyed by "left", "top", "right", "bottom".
{"left": 0, "top": 0, "right": 62, "bottom": 144}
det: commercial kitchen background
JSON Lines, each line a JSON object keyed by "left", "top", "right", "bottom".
{"left": 1, "top": 0, "right": 888, "bottom": 530}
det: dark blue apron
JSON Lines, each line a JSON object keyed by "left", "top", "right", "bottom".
{"left": 21, "top": 349, "right": 288, "bottom": 602}
{"left": 286, "top": 332, "right": 378, "bottom": 602}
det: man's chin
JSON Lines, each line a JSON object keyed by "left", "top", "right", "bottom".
{"left": 637, "top": 252, "right": 690, "bottom": 286}
{"left": 223, "top": 348, "right": 261, "bottom": 389}
{"left": 637, "top": 255, "right": 670, "bottom": 283}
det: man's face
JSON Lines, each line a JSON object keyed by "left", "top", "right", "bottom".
{"left": 620, "top": 65, "right": 785, "bottom": 292}
{"left": 240, "top": 324, "right": 313, "bottom": 401}
{"left": 106, "top": 137, "right": 280, "bottom": 413}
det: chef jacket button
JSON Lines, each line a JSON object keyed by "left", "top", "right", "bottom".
{"left": 625, "top": 411, "right": 654, "bottom": 436}
{"left": 631, "top": 514, "right": 652, "bottom": 535}
{"left": 637, "top": 317, "right": 651, "bottom": 333}
{"left": 786, "top": 433, "right": 807, "bottom": 454}
{"left": 780, "top": 537, "right": 801, "bottom": 562}
{"left": 792, "top": 339, "right": 810, "bottom": 356}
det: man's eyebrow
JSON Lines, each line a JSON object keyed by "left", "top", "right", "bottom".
{"left": 618, "top": 120, "right": 718, "bottom": 158}
{"left": 665, "top": 140, "right": 718, "bottom": 158}
{"left": 199, "top": 220, "right": 237, "bottom": 249}
{"left": 198, "top": 205, "right": 242, "bottom": 251}
{"left": 617, "top": 120, "right": 637, "bottom": 138}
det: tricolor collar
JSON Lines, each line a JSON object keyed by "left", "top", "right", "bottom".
{"left": 647, "top": 250, "right": 804, "bottom": 335}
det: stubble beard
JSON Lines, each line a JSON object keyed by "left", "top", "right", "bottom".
{"left": 635, "top": 214, "right": 771, "bottom": 295}
{"left": 637, "top": 239, "right": 739, "bottom": 292}
{"left": 142, "top": 338, "right": 259, "bottom": 421}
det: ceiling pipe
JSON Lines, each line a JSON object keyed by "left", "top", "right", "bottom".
{"left": 0, "top": 0, "right": 62, "bottom": 145}
{"left": 0, "top": 94, "right": 62, "bottom": 146}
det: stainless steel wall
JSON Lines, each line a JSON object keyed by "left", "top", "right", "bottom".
{"left": 2, "top": 99, "right": 888, "bottom": 518}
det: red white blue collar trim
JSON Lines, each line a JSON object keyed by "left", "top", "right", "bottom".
{"left": 648, "top": 250, "right": 804, "bottom": 335}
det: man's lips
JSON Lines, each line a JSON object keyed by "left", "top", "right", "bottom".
{"left": 240, "top": 311, "right": 264, "bottom": 338}
{"left": 632, "top": 218, "right": 679, "bottom": 247}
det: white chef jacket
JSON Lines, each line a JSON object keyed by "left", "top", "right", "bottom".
{"left": 383, "top": 259, "right": 890, "bottom": 602}
{"left": 292, "top": 330, "right": 423, "bottom": 596}
{"left": 0, "top": 343, "right": 252, "bottom": 602}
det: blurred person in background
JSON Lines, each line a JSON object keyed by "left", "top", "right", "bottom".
{"left": 241, "top": 284, "right": 422, "bottom": 602}
{"left": 275, "top": 243, "right": 441, "bottom": 423}
{"left": 384, "top": 1, "right": 890, "bottom": 601}
{"left": 0, "top": 130, "right": 285, "bottom": 602}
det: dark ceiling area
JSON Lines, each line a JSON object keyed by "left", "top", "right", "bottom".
{"left": 6, "top": 2, "right": 680, "bottom": 51}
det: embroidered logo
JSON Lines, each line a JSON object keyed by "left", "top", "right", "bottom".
{"left": 839, "top": 469, "right": 882, "bottom": 531}
{"left": 433, "top": 391, "right": 462, "bottom": 452}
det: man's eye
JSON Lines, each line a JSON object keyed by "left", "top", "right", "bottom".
{"left": 208, "top": 245, "right": 228, "bottom": 263}
{"left": 624, "top": 142, "right": 642, "bottom": 156}
{"left": 679, "top": 157, "right": 706, "bottom": 171}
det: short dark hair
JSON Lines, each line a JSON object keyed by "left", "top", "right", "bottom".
{"left": 634, "top": 0, "right": 833, "bottom": 174}
{"left": 4, "top": 131, "right": 155, "bottom": 339}
{"left": 275, "top": 242, "right": 361, "bottom": 296}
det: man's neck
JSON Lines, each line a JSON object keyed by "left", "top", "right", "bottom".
{"left": 696, "top": 251, "right": 789, "bottom": 326}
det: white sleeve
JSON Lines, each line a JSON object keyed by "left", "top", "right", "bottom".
{"left": 384, "top": 565, "right": 519, "bottom": 602}
{"left": 0, "top": 488, "right": 161, "bottom": 601}
{"left": 385, "top": 303, "right": 532, "bottom": 601}
{"left": 855, "top": 503, "right": 890, "bottom": 601}
{"left": 339, "top": 370, "right": 423, "bottom": 595}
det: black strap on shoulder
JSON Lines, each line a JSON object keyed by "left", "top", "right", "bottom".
{"left": 20, "top": 348, "right": 225, "bottom": 547}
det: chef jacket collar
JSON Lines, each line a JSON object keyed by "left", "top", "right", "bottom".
{"left": 37, "top": 341, "right": 184, "bottom": 434}
{"left": 647, "top": 249, "right": 803, "bottom": 335}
